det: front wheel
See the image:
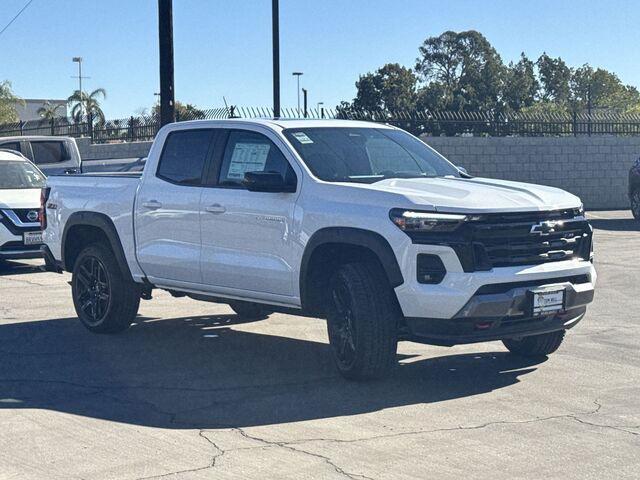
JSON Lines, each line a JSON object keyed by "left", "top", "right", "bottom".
{"left": 72, "top": 244, "right": 140, "bottom": 333}
{"left": 502, "top": 330, "right": 565, "bottom": 357}
{"left": 326, "top": 262, "right": 398, "bottom": 380}
{"left": 631, "top": 189, "right": 640, "bottom": 220}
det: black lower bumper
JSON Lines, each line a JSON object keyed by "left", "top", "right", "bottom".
{"left": 405, "top": 307, "right": 586, "bottom": 346}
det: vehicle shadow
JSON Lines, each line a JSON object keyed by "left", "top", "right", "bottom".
{"left": 0, "top": 313, "right": 546, "bottom": 429}
{"left": 0, "top": 260, "right": 44, "bottom": 276}
{"left": 589, "top": 217, "right": 640, "bottom": 232}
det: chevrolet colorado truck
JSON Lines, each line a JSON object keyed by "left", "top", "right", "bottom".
{"left": 41, "top": 119, "right": 596, "bottom": 379}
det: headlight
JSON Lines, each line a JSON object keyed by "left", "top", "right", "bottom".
{"left": 390, "top": 209, "right": 469, "bottom": 233}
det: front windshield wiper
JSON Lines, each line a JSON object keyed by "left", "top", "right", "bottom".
{"left": 370, "top": 172, "right": 439, "bottom": 183}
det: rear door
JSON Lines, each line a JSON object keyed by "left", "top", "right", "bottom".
{"left": 199, "top": 128, "right": 300, "bottom": 298}
{"left": 26, "top": 140, "right": 80, "bottom": 175}
{"left": 135, "top": 128, "right": 217, "bottom": 285}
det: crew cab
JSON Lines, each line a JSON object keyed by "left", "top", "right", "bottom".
{"left": 41, "top": 119, "right": 596, "bottom": 379}
{"left": 0, "top": 136, "right": 82, "bottom": 176}
{"left": 0, "top": 149, "right": 46, "bottom": 260}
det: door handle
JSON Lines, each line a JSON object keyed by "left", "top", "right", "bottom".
{"left": 142, "top": 200, "right": 162, "bottom": 209}
{"left": 64, "top": 168, "right": 79, "bottom": 174}
{"left": 205, "top": 204, "right": 226, "bottom": 214}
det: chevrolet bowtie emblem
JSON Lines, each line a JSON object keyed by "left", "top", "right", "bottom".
{"left": 530, "top": 220, "right": 563, "bottom": 235}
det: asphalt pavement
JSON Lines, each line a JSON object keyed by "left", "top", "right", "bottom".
{"left": 0, "top": 210, "right": 638, "bottom": 479}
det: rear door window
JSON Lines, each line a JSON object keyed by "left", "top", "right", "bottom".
{"left": 30, "top": 141, "right": 70, "bottom": 164}
{"left": 156, "top": 129, "right": 215, "bottom": 186}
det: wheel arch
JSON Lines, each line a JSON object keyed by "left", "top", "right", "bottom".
{"left": 61, "top": 211, "right": 132, "bottom": 280}
{"left": 299, "top": 227, "right": 404, "bottom": 315}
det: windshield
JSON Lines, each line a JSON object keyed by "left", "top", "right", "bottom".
{"left": 0, "top": 161, "right": 46, "bottom": 189}
{"left": 283, "top": 127, "right": 460, "bottom": 183}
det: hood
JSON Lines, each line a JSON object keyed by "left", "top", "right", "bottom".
{"left": 0, "top": 188, "right": 41, "bottom": 210}
{"left": 356, "top": 176, "right": 581, "bottom": 213}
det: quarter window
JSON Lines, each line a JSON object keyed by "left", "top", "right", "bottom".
{"left": 157, "top": 129, "right": 214, "bottom": 186}
{"left": 218, "top": 131, "right": 295, "bottom": 187}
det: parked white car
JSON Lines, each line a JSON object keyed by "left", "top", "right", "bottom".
{"left": 0, "top": 149, "right": 46, "bottom": 260}
{"left": 42, "top": 119, "right": 596, "bottom": 379}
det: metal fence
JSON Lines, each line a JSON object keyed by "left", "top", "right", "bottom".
{"left": 2, "top": 108, "right": 640, "bottom": 143}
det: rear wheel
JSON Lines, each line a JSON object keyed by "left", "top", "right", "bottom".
{"left": 631, "top": 189, "right": 640, "bottom": 220}
{"left": 228, "top": 301, "right": 272, "bottom": 320}
{"left": 503, "top": 330, "right": 565, "bottom": 357}
{"left": 72, "top": 244, "right": 140, "bottom": 333}
{"left": 326, "top": 262, "right": 398, "bottom": 380}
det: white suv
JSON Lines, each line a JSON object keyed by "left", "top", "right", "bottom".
{"left": 42, "top": 119, "right": 596, "bottom": 380}
{"left": 0, "top": 149, "right": 46, "bottom": 261}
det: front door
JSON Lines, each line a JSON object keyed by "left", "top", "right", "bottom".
{"left": 199, "top": 129, "right": 299, "bottom": 298}
{"left": 135, "top": 128, "right": 216, "bottom": 284}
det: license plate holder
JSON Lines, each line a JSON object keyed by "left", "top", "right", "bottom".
{"left": 529, "top": 287, "right": 566, "bottom": 316}
{"left": 23, "top": 231, "right": 43, "bottom": 246}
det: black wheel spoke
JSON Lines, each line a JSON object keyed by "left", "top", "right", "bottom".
{"left": 74, "top": 255, "right": 111, "bottom": 326}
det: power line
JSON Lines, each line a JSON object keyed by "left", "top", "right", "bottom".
{"left": 0, "top": 0, "right": 35, "bottom": 38}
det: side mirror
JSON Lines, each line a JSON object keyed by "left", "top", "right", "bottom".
{"left": 457, "top": 166, "right": 468, "bottom": 175}
{"left": 243, "top": 171, "right": 296, "bottom": 193}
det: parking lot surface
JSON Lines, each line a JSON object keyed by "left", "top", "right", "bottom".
{"left": 0, "top": 210, "right": 638, "bottom": 479}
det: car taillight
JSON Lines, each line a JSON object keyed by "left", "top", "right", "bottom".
{"left": 39, "top": 187, "right": 51, "bottom": 230}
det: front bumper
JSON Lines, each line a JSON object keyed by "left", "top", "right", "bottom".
{"left": 404, "top": 276, "right": 593, "bottom": 346}
{"left": 0, "top": 223, "right": 43, "bottom": 260}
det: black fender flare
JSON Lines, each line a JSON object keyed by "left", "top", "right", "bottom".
{"left": 61, "top": 211, "right": 133, "bottom": 279}
{"left": 299, "top": 227, "right": 404, "bottom": 309}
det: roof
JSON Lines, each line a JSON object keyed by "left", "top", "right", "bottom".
{"left": 170, "top": 118, "right": 397, "bottom": 131}
{"left": 0, "top": 135, "right": 74, "bottom": 142}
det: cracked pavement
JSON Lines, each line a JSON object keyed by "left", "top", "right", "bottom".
{"left": 0, "top": 210, "right": 638, "bottom": 479}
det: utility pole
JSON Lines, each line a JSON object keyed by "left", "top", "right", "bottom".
{"left": 158, "top": 0, "right": 175, "bottom": 126}
{"left": 272, "top": 0, "right": 281, "bottom": 117}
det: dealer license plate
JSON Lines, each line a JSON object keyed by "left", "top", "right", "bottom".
{"left": 23, "top": 231, "right": 43, "bottom": 246}
{"left": 531, "top": 288, "right": 565, "bottom": 316}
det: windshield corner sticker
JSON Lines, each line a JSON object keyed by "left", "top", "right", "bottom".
{"left": 291, "top": 132, "right": 314, "bottom": 144}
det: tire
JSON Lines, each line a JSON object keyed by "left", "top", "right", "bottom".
{"left": 631, "top": 189, "right": 640, "bottom": 220}
{"left": 228, "top": 301, "right": 272, "bottom": 320}
{"left": 502, "top": 330, "right": 565, "bottom": 357}
{"left": 71, "top": 243, "right": 140, "bottom": 333}
{"left": 326, "top": 262, "right": 399, "bottom": 380}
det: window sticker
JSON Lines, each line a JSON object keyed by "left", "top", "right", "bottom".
{"left": 291, "top": 132, "right": 314, "bottom": 144}
{"left": 227, "top": 142, "right": 270, "bottom": 179}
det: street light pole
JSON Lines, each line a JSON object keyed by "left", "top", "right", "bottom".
{"left": 292, "top": 72, "right": 303, "bottom": 115}
{"left": 158, "top": 0, "right": 175, "bottom": 127}
{"left": 272, "top": 0, "right": 280, "bottom": 118}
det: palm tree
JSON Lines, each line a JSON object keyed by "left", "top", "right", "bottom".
{"left": 37, "top": 101, "right": 65, "bottom": 135}
{"left": 68, "top": 88, "right": 106, "bottom": 124}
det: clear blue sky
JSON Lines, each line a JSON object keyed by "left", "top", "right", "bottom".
{"left": 2, "top": 0, "right": 639, "bottom": 118}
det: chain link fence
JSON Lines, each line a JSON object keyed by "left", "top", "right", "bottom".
{"left": 2, "top": 107, "right": 640, "bottom": 143}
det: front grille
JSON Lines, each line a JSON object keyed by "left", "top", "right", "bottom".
{"left": 407, "top": 208, "right": 592, "bottom": 272}
{"left": 0, "top": 211, "right": 41, "bottom": 235}
{"left": 11, "top": 208, "right": 40, "bottom": 224}
{"left": 470, "top": 210, "right": 592, "bottom": 270}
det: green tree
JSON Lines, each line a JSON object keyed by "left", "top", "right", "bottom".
{"left": 503, "top": 53, "right": 539, "bottom": 112}
{"left": 37, "top": 101, "right": 66, "bottom": 135}
{"left": 0, "top": 80, "right": 23, "bottom": 124}
{"left": 570, "top": 65, "right": 640, "bottom": 113}
{"left": 351, "top": 63, "right": 418, "bottom": 112}
{"left": 151, "top": 101, "right": 206, "bottom": 120}
{"left": 415, "top": 30, "right": 505, "bottom": 111}
{"left": 536, "top": 53, "right": 571, "bottom": 104}
{"left": 68, "top": 88, "right": 107, "bottom": 124}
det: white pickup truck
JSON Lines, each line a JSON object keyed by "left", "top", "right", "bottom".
{"left": 41, "top": 119, "right": 596, "bottom": 379}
